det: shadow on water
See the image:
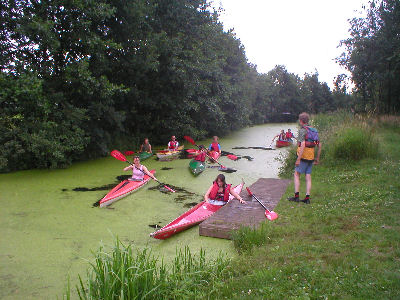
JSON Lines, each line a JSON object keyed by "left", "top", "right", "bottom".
{"left": 161, "top": 167, "right": 173, "bottom": 170}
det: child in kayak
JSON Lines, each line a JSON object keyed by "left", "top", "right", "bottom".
{"left": 208, "top": 136, "right": 222, "bottom": 154}
{"left": 286, "top": 129, "right": 296, "bottom": 142}
{"left": 167, "top": 135, "right": 179, "bottom": 150}
{"left": 272, "top": 130, "right": 287, "bottom": 142}
{"left": 139, "top": 138, "right": 152, "bottom": 153}
{"left": 204, "top": 174, "right": 246, "bottom": 205}
{"left": 194, "top": 145, "right": 207, "bottom": 162}
{"left": 124, "top": 155, "right": 157, "bottom": 181}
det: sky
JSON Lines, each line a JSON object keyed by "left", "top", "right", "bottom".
{"left": 210, "top": 0, "right": 370, "bottom": 88}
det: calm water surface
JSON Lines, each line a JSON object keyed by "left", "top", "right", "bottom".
{"left": 0, "top": 123, "right": 296, "bottom": 299}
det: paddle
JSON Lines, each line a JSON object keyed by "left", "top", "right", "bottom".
{"left": 183, "top": 136, "right": 233, "bottom": 170}
{"left": 124, "top": 150, "right": 135, "bottom": 156}
{"left": 246, "top": 187, "right": 278, "bottom": 221}
{"left": 111, "top": 150, "right": 176, "bottom": 193}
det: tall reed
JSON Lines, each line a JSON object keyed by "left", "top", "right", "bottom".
{"left": 64, "top": 239, "right": 231, "bottom": 299}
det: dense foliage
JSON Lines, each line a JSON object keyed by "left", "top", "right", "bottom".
{"left": 1, "top": 0, "right": 348, "bottom": 172}
{"left": 338, "top": 0, "right": 400, "bottom": 113}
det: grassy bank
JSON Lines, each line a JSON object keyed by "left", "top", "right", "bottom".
{"left": 65, "top": 114, "right": 400, "bottom": 299}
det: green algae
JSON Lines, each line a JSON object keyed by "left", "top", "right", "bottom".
{"left": 0, "top": 123, "right": 294, "bottom": 299}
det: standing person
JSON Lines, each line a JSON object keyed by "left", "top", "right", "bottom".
{"left": 167, "top": 135, "right": 179, "bottom": 151}
{"left": 288, "top": 112, "right": 322, "bottom": 204}
{"left": 124, "top": 155, "right": 157, "bottom": 181}
{"left": 139, "top": 138, "right": 152, "bottom": 153}
{"left": 204, "top": 174, "right": 246, "bottom": 205}
{"left": 286, "top": 129, "right": 295, "bottom": 143}
{"left": 272, "top": 130, "right": 287, "bottom": 142}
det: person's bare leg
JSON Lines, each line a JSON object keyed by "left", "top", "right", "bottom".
{"left": 294, "top": 171, "right": 300, "bottom": 193}
{"left": 305, "top": 174, "right": 311, "bottom": 195}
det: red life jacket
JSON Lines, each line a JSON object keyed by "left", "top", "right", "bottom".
{"left": 168, "top": 140, "right": 178, "bottom": 149}
{"left": 194, "top": 152, "right": 206, "bottom": 162}
{"left": 210, "top": 142, "right": 219, "bottom": 151}
{"left": 209, "top": 182, "right": 231, "bottom": 202}
{"left": 286, "top": 132, "right": 293, "bottom": 139}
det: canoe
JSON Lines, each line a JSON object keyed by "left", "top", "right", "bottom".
{"left": 185, "top": 149, "right": 201, "bottom": 158}
{"left": 99, "top": 170, "right": 156, "bottom": 207}
{"left": 276, "top": 140, "right": 291, "bottom": 148}
{"left": 208, "top": 151, "right": 221, "bottom": 163}
{"left": 150, "top": 182, "right": 244, "bottom": 239}
{"left": 138, "top": 152, "right": 153, "bottom": 161}
{"left": 189, "top": 159, "right": 205, "bottom": 175}
{"left": 156, "top": 145, "right": 184, "bottom": 161}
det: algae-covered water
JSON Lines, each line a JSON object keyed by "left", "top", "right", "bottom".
{"left": 0, "top": 123, "right": 295, "bottom": 299}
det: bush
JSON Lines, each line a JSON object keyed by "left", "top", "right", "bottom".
{"left": 327, "top": 126, "right": 378, "bottom": 162}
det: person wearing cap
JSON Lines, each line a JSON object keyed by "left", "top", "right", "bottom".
{"left": 167, "top": 136, "right": 179, "bottom": 150}
{"left": 124, "top": 155, "right": 157, "bottom": 181}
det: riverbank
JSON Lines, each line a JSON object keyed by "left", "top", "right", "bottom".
{"left": 68, "top": 114, "right": 399, "bottom": 299}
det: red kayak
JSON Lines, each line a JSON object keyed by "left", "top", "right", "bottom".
{"left": 150, "top": 182, "right": 244, "bottom": 239}
{"left": 276, "top": 140, "right": 291, "bottom": 148}
{"left": 186, "top": 149, "right": 201, "bottom": 158}
{"left": 99, "top": 170, "right": 156, "bottom": 207}
{"left": 208, "top": 150, "right": 221, "bottom": 163}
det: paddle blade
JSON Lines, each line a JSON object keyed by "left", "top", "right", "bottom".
{"left": 227, "top": 154, "right": 238, "bottom": 161}
{"left": 124, "top": 150, "right": 135, "bottom": 156}
{"left": 246, "top": 187, "right": 253, "bottom": 196}
{"left": 266, "top": 211, "right": 278, "bottom": 221}
{"left": 111, "top": 150, "right": 127, "bottom": 162}
{"left": 184, "top": 135, "right": 196, "bottom": 146}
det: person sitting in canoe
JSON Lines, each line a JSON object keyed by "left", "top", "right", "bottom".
{"left": 124, "top": 155, "right": 157, "bottom": 182}
{"left": 194, "top": 145, "right": 207, "bottom": 162}
{"left": 204, "top": 174, "right": 246, "bottom": 205}
{"left": 272, "top": 130, "right": 287, "bottom": 142}
{"left": 286, "top": 129, "right": 296, "bottom": 143}
{"left": 208, "top": 136, "right": 222, "bottom": 154}
{"left": 167, "top": 135, "right": 179, "bottom": 151}
{"left": 139, "top": 138, "right": 152, "bottom": 153}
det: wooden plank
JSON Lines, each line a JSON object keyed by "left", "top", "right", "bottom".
{"left": 199, "top": 178, "right": 291, "bottom": 239}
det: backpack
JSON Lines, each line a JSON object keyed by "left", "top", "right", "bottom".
{"left": 304, "top": 126, "right": 319, "bottom": 148}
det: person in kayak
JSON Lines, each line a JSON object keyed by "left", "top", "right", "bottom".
{"left": 194, "top": 145, "right": 207, "bottom": 162}
{"left": 167, "top": 135, "right": 179, "bottom": 150}
{"left": 272, "top": 130, "right": 287, "bottom": 142}
{"left": 286, "top": 129, "right": 296, "bottom": 143}
{"left": 139, "top": 138, "right": 152, "bottom": 153}
{"left": 288, "top": 112, "right": 322, "bottom": 204}
{"left": 124, "top": 155, "right": 157, "bottom": 181}
{"left": 208, "top": 136, "right": 222, "bottom": 154}
{"left": 204, "top": 174, "right": 246, "bottom": 205}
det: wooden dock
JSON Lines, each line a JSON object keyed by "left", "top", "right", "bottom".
{"left": 199, "top": 178, "right": 291, "bottom": 239}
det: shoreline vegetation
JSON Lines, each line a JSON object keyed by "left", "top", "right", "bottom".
{"left": 64, "top": 112, "right": 400, "bottom": 299}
